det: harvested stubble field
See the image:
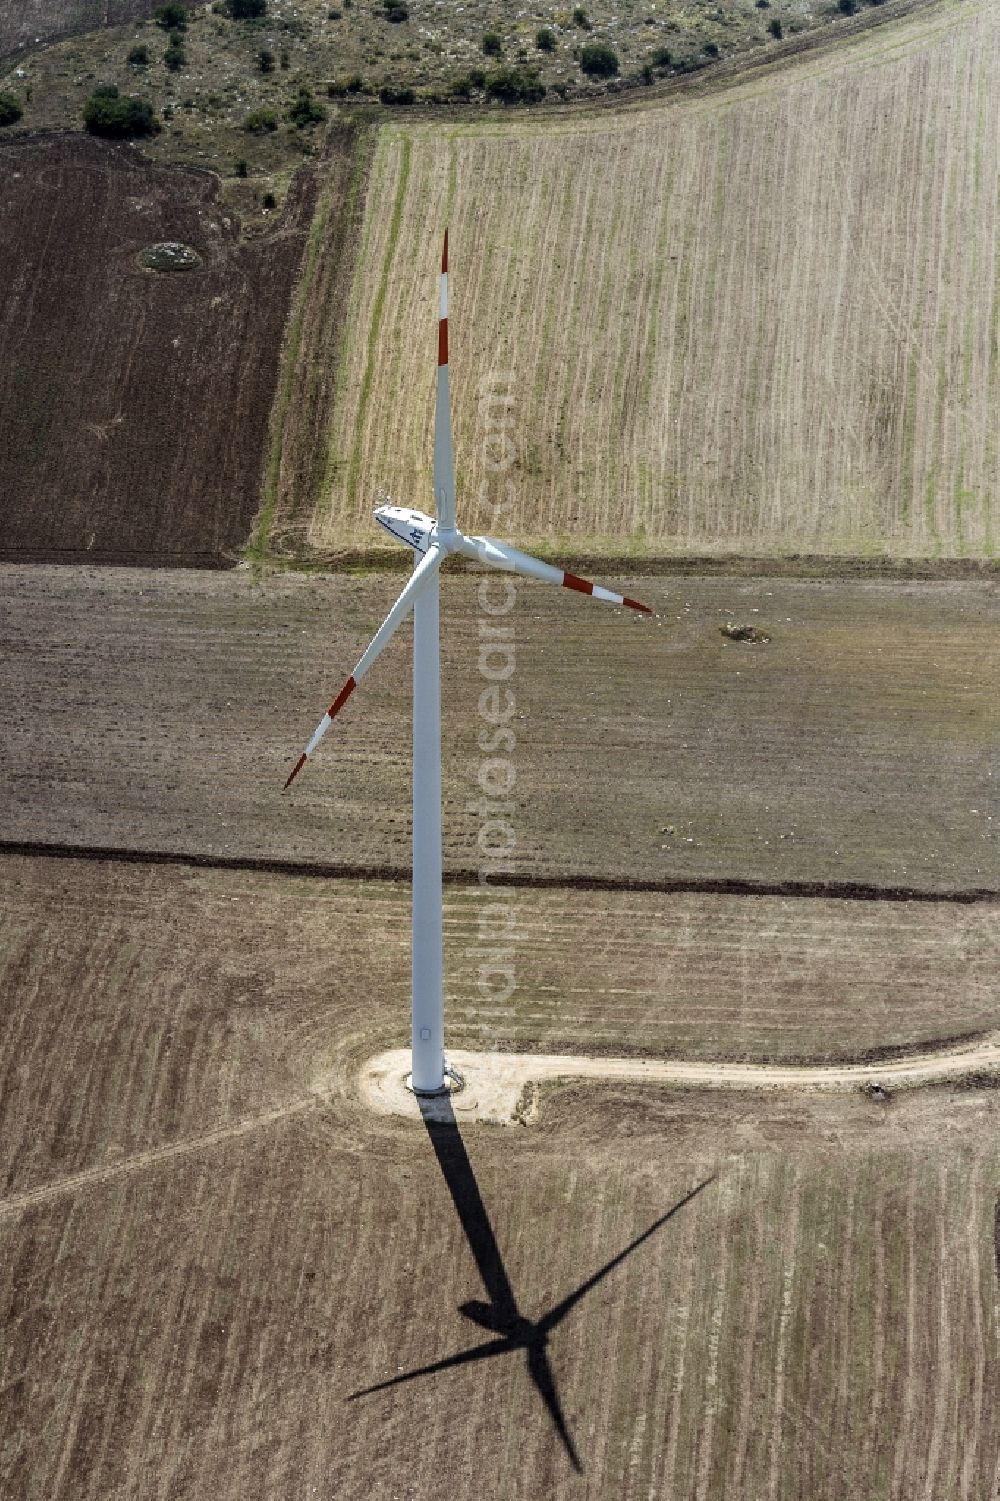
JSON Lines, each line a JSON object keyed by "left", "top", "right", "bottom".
{"left": 1, "top": 852, "right": 999, "bottom": 1499}
{"left": 278, "top": 0, "right": 1000, "bottom": 564}
{"left": 1, "top": 565, "right": 995, "bottom": 890}
{"left": 0, "top": 131, "right": 341, "bottom": 566}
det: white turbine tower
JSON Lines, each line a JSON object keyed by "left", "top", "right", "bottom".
{"left": 284, "top": 231, "right": 651, "bottom": 1095}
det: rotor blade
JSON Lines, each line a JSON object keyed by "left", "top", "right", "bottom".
{"left": 347, "top": 1335, "right": 513, "bottom": 1400}
{"left": 537, "top": 1176, "right": 716, "bottom": 1335}
{"left": 283, "top": 544, "right": 442, "bottom": 789}
{"left": 433, "top": 229, "right": 456, "bottom": 530}
{"left": 527, "top": 1344, "right": 583, "bottom": 1473}
{"left": 457, "top": 533, "right": 651, "bottom": 613}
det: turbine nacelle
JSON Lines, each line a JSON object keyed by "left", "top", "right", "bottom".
{"left": 374, "top": 504, "right": 436, "bottom": 556}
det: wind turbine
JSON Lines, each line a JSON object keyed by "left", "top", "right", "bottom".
{"left": 283, "top": 230, "right": 651, "bottom": 1095}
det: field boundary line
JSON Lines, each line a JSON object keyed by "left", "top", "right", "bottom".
{"left": 0, "top": 1096, "right": 318, "bottom": 1220}
{"left": 0, "top": 839, "right": 995, "bottom": 906}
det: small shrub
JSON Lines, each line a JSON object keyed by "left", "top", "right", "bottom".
{"left": 229, "top": 0, "right": 267, "bottom": 15}
{"left": 328, "top": 73, "right": 364, "bottom": 94}
{"left": 262, "top": 190, "right": 277, "bottom": 209}
{"left": 705, "top": 39, "right": 719, "bottom": 55}
{"left": 234, "top": 157, "right": 249, "bottom": 176}
{"left": 379, "top": 83, "right": 415, "bottom": 104}
{"left": 242, "top": 105, "right": 278, "bottom": 131}
{"left": 280, "top": 49, "right": 290, "bottom": 68}
{"left": 164, "top": 41, "right": 187, "bottom": 69}
{"left": 286, "top": 87, "right": 327, "bottom": 126}
{"left": 651, "top": 44, "right": 671, "bottom": 66}
{"left": 83, "top": 85, "right": 159, "bottom": 138}
{"left": 154, "top": 3, "right": 188, "bottom": 28}
{"left": 128, "top": 44, "right": 150, "bottom": 65}
{"left": 838, "top": 0, "right": 857, "bottom": 11}
{"left": 536, "top": 27, "right": 555, "bottom": 51}
{"left": 768, "top": 16, "right": 782, "bottom": 36}
{"left": 579, "top": 41, "right": 618, "bottom": 76}
{"left": 572, "top": 7, "right": 592, "bottom": 28}
{"left": 258, "top": 48, "right": 275, "bottom": 71}
{"left": 484, "top": 65, "right": 545, "bottom": 102}
{"left": 468, "top": 66, "right": 486, "bottom": 87}
{"left": 384, "top": 0, "right": 409, "bottom": 19}
{"left": 482, "top": 32, "right": 503, "bottom": 56}
{"left": 640, "top": 62, "right": 653, "bottom": 84}
{"left": 0, "top": 93, "right": 23, "bottom": 126}
{"left": 755, "top": 1, "right": 770, "bottom": 7}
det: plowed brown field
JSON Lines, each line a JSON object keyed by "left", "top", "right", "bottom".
{"left": 1, "top": 854, "right": 998, "bottom": 1499}
{"left": 0, "top": 0, "right": 198, "bottom": 64}
{"left": 1, "top": 565, "right": 995, "bottom": 890}
{"left": 0, "top": 133, "right": 323, "bottom": 566}
{"left": 283, "top": 0, "right": 1000, "bottom": 563}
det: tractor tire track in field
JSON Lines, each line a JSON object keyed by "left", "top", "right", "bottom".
{"left": 0, "top": 1096, "right": 317, "bottom": 1220}
{"left": 0, "top": 839, "right": 995, "bottom": 905}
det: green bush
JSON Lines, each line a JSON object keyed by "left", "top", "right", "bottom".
{"left": 768, "top": 16, "right": 782, "bottom": 36}
{"left": 286, "top": 87, "right": 327, "bottom": 126}
{"left": 651, "top": 45, "right": 671, "bottom": 66}
{"left": 154, "top": 3, "right": 188, "bottom": 28}
{"left": 83, "top": 85, "right": 158, "bottom": 138}
{"left": 230, "top": 0, "right": 267, "bottom": 16}
{"left": 484, "top": 66, "right": 545, "bottom": 102}
{"left": 705, "top": 40, "right": 719, "bottom": 56}
{"left": 379, "top": 83, "right": 415, "bottom": 104}
{"left": 234, "top": 157, "right": 248, "bottom": 176}
{"left": 327, "top": 73, "right": 364, "bottom": 95}
{"left": 482, "top": 32, "right": 503, "bottom": 56}
{"left": 579, "top": 42, "right": 618, "bottom": 76}
{"left": 572, "top": 7, "right": 592, "bottom": 28}
{"left": 384, "top": 0, "right": 409, "bottom": 19}
{"left": 0, "top": 93, "right": 23, "bottom": 126}
{"left": 164, "top": 40, "right": 186, "bottom": 69}
{"left": 128, "top": 44, "right": 150, "bottom": 65}
{"left": 262, "top": 190, "right": 277, "bottom": 209}
{"left": 536, "top": 27, "right": 555, "bottom": 51}
{"left": 257, "top": 47, "right": 275, "bottom": 71}
{"left": 468, "top": 66, "right": 486, "bottom": 87}
{"left": 242, "top": 105, "right": 278, "bottom": 131}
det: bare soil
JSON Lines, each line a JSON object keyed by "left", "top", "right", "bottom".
{"left": 0, "top": 131, "right": 335, "bottom": 565}
{"left": 1, "top": 853, "right": 998, "bottom": 1499}
{"left": 0, "top": 565, "right": 994, "bottom": 891}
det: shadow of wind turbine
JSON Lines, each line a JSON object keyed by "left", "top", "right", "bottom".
{"left": 349, "top": 1096, "right": 717, "bottom": 1474}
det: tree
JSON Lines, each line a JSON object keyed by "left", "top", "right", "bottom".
{"left": 572, "top": 7, "right": 592, "bottom": 28}
{"left": 768, "top": 16, "right": 782, "bottom": 37}
{"left": 257, "top": 48, "right": 275, "bottom": 72}
{"left": 0, "top": 93, "right": 22, "bottom": 126}
{"left": 230, "top": 0, "right": 267, "bottom": 16}
{"left": 83, "top": 85, "right": 159, "bottom": 138}
{"left": 286, "top": 87, "right": 327, "bottom": 126}
{"left": 536, "top": 27, "right": 555, "bottom": 51}
{"left": 482, "top": 32, "right": 503, "bottom": 56}
{"left": 154, "top": 3, "right": 188, "bottom": 28}
{"left": 242, "top": 106, "right": 278, "bottom": 131}
{"left": 128, "top": 44, "right": 150, "bottom": 65}
{"left": 484, "top": 66, "right": 545, "bottom": 102}
{"left": 579, "top": 42, "right": 618, "bottom": 76}
{"left": 164, "top": 40, "right": 187, "bottom": 69}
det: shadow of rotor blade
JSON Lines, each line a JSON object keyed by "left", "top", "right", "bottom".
{"left": 538, "top": 1175, "right": 717, "bottom": 1335}
{"left": 348, "top": 1335, "right": 514, "bottom": 1400}
{"left": 418, "top": 1093, "right": 521, "bottom": 1323}
{"left": 527, "top": 1343, "right": 584, "bottom": 1474}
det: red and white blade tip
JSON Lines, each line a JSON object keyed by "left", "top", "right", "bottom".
{"left": 562, "top": 571, "right": 652, "bottom": 613}
{"left": 283, "top": 754, "right": 307, "bottom": 791}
